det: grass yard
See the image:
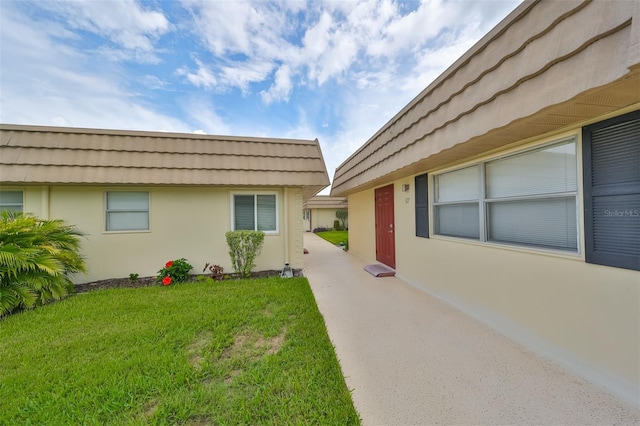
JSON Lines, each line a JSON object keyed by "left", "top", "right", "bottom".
{"left": 315, "top": 230, "right": 348, "bottom": 246}
{"left": 0, "top": 277, "right": 360, "bottom": 425}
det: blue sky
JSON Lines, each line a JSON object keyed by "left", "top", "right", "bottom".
{"left": 0, "top": 0, "right": 521, "bottom": 190}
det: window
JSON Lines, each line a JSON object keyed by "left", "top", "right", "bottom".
{"left": 303, "top": 209, "right": 310, "bottom": 220}
{"left": 232, "top": 193, "right": 278, "bottom": 232}
{"left": 433, "top": 138, "right": 578, "bottom": 252}
{"left": 434, "top": 166, "right": 480, "bottom": 239}
{"left": 583, "top": 111, "right": 639, "bottom": 271}
{"left": 0, "top": 190, "right": 23, "bottom": 213}
{"left": 105, "top": 192, "right": 149, "bottom": 231}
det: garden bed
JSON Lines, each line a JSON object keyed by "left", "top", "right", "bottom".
{"left": 74, "top": 269, "right": 304, "bottom": 293}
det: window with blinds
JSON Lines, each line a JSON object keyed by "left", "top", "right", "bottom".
{"left": 105, "top": 191, "right": 149, "bottom": 231}
{"left": 233, "top": 193, "right": 278, "bottom": 233}
{"left": 486, "top": 141, "right": 577, "bottom": 251}
{"left": 432, "top": 138, "right": 579, "bottom": 252}
{"left": 434, "top": 166, "right": 480, "bottom": 239}
{"left": 0, "top": 190, "right": 24, "bottom": 213}
{"left": 583, "top": 111, "right": 640, "bottom": 271}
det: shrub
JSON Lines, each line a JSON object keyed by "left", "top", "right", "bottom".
{"left": 203, "top": 263, "right": 224, "bottom": 280}
{"left": 156, "top": 258, "right": 193, "bottom": 285}
{"left": 336, "top": 209, "right": 348, "bottom": 229}
{"left": 225, "top": 230, "right": 265, "bottom": 278}
{"left": 312, "top": 227, "right": 330, "bottom": 233}
{"left": 333, "top": 220, "right": 342, "bottom": 231}
{"left": 0, "top": 211, "right": 86, "bottom": 317}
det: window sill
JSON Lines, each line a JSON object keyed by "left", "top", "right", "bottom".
{"left": 429, "top": 234, "right": 584, "bottom": 261}
{"left": 103, "top": 230, "right": 151, "bottom": 235}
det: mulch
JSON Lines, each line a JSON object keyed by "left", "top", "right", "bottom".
{"left": 73, "top": 269, "right": 304, "bottom": 294}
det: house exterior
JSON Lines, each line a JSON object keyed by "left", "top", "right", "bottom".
{"left": 331, "top": 0, "right": 639, "bottom": 407}
{"left": 0, "top": 124, "right": 329, "bottom": 282}
{"left": 302, "top": 195, "right": 348, "bottom": 232}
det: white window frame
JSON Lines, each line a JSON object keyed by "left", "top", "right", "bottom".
{"left": 104, "top": 191, "right": 150, "bottom": 232}
{"left": 0, "top": 190, "right": 24, "bottom": 213}
{"left": 432, "top": 137, "right": 580, "bottom": 253}
{"left": 230, "top": 192, "right": 279, "bottom": 234}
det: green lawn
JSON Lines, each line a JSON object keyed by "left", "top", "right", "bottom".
{"left": 0, "top": 277, "right": 360, "bottom": 425}
{"left": 315, "top": 230, "right": 348, "bottom": 246}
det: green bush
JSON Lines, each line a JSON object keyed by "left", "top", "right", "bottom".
{"left": 225, "top": 230, "right": 265, "bottom": 278}
{"left": 336, "top": 209, "right": 348, "bottom": 230}
{"left": 156, "top": 258, "right": 193, "bottom": 285}
{"left": 0, "top": 211, "right": 86, "bottom": 317}
{"left": 333, "top": 219, "right": 342, "bottom": 231}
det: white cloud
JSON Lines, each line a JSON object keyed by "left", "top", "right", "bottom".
{"left": 38, "top": 0, "right": 170, "bottom": 51}
{"left": 177, "top": 59, "right": 218, "bottom": 89}
{"left": 0, "top": 2, "right": 190, "bottom": 132}
{"left": 262, "top": 65, "right": 293, "bottom": 104}
{"left": 1, "top": 0, "right": 523, "bottom": 193}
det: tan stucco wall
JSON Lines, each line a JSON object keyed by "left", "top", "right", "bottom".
{"left": 345, "top": 127, "right": 640, "bottom": 406}
{"left": 6, "top": 185, "right": 303, "bottom": 282}
{"left": 346, "top": 189, "right": 376, "bottom": 263}
{"left": 310, "top": 208, "right": 347, "bottom": 230}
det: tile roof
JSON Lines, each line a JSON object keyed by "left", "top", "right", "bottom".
{"left": 0, "top": 124, "right": 330, "bottom": 200}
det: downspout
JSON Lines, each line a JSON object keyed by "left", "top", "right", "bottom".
{"left": 283, "top": 187, "right": 289, "bottom": 264}
{"left": 41, "top": 185, "right": 50, "bottom": 219}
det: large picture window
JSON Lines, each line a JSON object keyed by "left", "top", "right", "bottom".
{"left": 233, "top": 193, "right": 278, "bottom": 232}
{"left": 0, "top": 190, "right": 23, "bottom": 213}
{"left": 105, "top": 191, "right": 149, "bottom": 231}
{"left": 433, "top": 138, "right": 578, "bottom": 252}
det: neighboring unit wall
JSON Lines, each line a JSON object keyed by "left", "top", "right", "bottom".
{"left": 2, "top": 185, "right": 303, "bottom": 282}
{"left": 309, "top": 208, "right": 345, "bottom": 230}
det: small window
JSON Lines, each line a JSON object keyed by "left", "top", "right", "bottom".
{"left": 233, "top": 193, "right": 278, "bottom": 232}
{"left": 0, "top": 190, "right": 24, "bottom": 213}
{"left": 105, "top": 191, "right": 149, "bottom": 231}
{"left": 434, "top": 165, "right": 480, "bottom": 239}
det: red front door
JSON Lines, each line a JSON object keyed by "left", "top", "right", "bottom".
{"left": 375, "top": 184, "right": 396, "bottom": 269}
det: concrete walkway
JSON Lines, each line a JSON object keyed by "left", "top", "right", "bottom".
{"left": 302, "top": 233, "right": 640, "bottom": 426}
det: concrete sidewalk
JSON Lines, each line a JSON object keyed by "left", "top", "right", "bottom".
{"left": 302, "top": 233, "right": 640, "bottom": 426}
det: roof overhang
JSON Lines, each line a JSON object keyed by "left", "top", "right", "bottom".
{"left": 331, "top": 0, "right": 640, "bottom": 196}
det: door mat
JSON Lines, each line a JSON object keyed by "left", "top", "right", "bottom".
{"left": 363, "top": 263, "right": 396, "bottom": 277}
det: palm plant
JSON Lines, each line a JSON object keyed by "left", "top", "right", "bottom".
{"left": 0, "top": 211, "right": 86, "bottom": 316}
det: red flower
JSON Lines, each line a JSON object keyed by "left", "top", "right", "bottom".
{"left": 165, "top": 261, "right": 173, "bottom": 268}
{"left": 162, "top": 276, "right": 172, "bottom": 286}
